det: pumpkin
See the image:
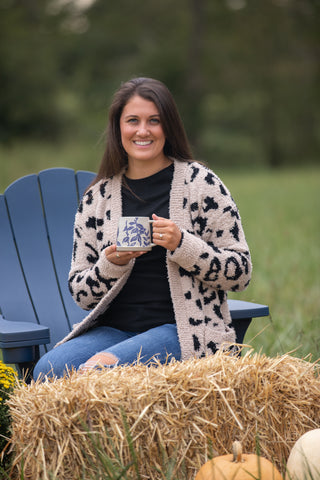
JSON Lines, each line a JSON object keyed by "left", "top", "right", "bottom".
{"left": 285, "top": 429, "right": 320, "bottom": 480}
{"left": 195, "top": 441, "right": 283, "bottom": 480}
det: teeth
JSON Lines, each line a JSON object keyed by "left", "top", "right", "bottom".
{"left": 134, "top": 141, "right": 152, "bottom": 146}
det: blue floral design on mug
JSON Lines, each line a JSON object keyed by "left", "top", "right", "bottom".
{"left": 117, "top": 217, "right": 154, "bottom": 250}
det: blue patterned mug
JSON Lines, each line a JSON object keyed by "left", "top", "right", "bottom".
{"left": 116, "top": 216, "right": 155, "bottom": 251}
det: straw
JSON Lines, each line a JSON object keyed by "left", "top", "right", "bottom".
{"left": 7, "top": 350, "right": 320, "bottom": 479}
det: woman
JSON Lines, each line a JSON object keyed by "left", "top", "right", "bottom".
{"left": 33, "top": 77, "right": 252, "bottom": 380}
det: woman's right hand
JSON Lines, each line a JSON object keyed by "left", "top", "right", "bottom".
{"left": 105, "top": 244, "right": 146, "bottom": 265}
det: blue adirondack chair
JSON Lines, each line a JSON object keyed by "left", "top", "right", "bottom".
{"left": 0, "top": 168, "right": 269, "bottom": 377}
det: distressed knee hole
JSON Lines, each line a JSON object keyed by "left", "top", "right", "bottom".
{"left": 80, "top": 352, "right": 119, "bottom": 372}
{"left": 90, "top": 352, "right": 118, "bottom": 366}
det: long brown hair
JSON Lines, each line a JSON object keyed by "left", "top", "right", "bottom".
{"left": 91, "top": 77, "right": 193, "bottom": 186}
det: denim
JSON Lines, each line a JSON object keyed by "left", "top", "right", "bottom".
{"left": 33, "top": 323, "right": 181, "bottom": 380}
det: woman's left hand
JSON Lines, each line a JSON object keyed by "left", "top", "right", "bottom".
{"left": 152, "top": 213, "right": 182, "bottom": 252}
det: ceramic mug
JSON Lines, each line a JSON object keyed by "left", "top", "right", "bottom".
{"left": 116, "top": 216, "right": 155, "bottom": 251}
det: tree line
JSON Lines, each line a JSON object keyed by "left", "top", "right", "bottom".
{"left": 0, "top": 0, "right": 319, "bottom": 167}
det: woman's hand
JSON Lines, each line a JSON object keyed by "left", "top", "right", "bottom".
{"left": 152, "top": 213, "right": 182, "bottom": 251}
{"left": 105, "top": 244, "right": 146, "bottom": 265}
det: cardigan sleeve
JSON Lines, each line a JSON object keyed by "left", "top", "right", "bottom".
{"left": 68, "top": 193, "right": 133, "bottom": 311}
{"left": 169, "top": 168, "right": 252, "bottom": 292}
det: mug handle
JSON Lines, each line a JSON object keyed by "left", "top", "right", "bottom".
{"left": 149, "top": 220, "right": 156, "bottom": 247}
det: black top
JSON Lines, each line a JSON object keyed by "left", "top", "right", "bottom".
{"left": 98, "top": 163, "right": 175, "bottom": 332}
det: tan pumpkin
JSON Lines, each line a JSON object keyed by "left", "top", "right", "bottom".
{"left": 195, "top": 441, "right": 283, "bottom": 480}
{"left": 285, "top": 429, "right": 320, "bottom": 480}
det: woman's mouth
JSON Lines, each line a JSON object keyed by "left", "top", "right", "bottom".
{"left": 134, "top": 140, "right": 153, "bottom": 146}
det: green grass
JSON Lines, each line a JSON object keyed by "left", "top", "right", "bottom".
{"left": 1, "top": 141, "right": 319, "bottom": 360}
{"left": 221, "top": 166, "right": 320, "bottom": 360}
{"left": 0, "top": 139, "right": 103, "bottom": 191}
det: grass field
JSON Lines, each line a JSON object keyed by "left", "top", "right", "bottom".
{"left": 221, "top": 166, "right": 320, "bottom": 360}
{"left": 1, "top": 141, "right": 319, "bottom": 361}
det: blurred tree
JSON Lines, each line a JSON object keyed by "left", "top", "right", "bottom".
{"left": 233, "top": 0, "right": 320, "bottom": 167}
{"left": 0, "top": 0, "right": 71, "bottom": 142}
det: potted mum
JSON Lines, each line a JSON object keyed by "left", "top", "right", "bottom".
{"left": 0, "top": 360, "right": 16, "bottom": 473}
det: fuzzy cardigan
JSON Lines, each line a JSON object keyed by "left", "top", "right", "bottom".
{"left": 57, "top": 160, "right": 252, "bottom": 360}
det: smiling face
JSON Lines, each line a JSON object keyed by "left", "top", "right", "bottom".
{"left": 119, "top": 95, "right": 167, "bottom": 174}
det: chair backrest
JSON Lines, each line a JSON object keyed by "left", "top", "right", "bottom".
{"left": 0, "top": 168, "right": 95, "bottom": 351}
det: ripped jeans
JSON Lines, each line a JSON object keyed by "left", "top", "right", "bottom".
{"left": 33, "top": 323, "right": 181, "bottom": 381}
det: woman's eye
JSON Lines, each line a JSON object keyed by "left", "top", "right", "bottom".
{"left": 150, "top": 118, "right": 160, "bottom": 125}
{"left": 127, "top": 118, "right": 138, "bottom": 124}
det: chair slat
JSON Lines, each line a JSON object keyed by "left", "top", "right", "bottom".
{"left": 4, "top": 174, "right": 70, "bottom": 348}
{"left": 0, "top": 195, "right": 36, "bottom": 324}
{"left": 76, "top": 170, "right": 96, "bottom": 199}
{"left": 38, "top": 169, "right": 87, "bottom": 328}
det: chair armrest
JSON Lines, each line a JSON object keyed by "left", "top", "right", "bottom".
{"left": 0, "top": 316, "right": 50, "bottom": 364}
{"left": 228, "top": 299, "right": 269, "bottom": 345}
{"left": 228, "top": 299, "right": 269, "bottom": 320}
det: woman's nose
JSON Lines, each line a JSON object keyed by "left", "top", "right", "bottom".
{"left": 136, "top": 123, "right": 149, "bottom": 136}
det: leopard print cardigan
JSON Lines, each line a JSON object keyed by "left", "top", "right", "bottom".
{"left": 56, "top": 160, "right": 252, "bottom": 360}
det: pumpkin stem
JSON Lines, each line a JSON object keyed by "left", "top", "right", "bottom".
{"left": 232, "top": 441, "right": 242, "bottom": 463}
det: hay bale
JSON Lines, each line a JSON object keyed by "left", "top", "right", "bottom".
{"left": 7, "top": 351, "right": 320, "bottom": 479}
